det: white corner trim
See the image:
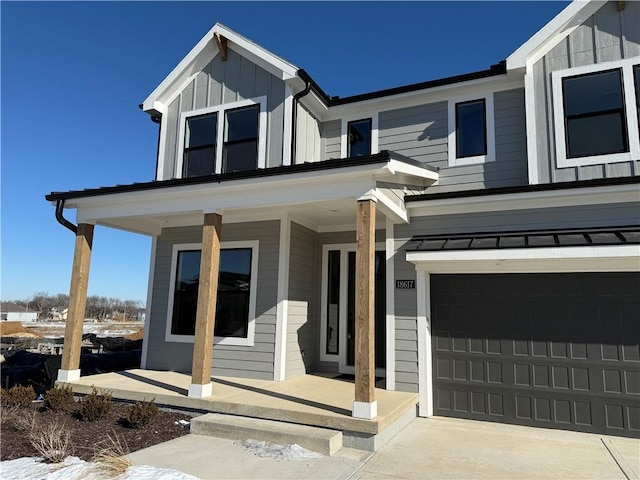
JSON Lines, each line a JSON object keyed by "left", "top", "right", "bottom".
{"left": 416, "top": 270, "right": 432, "bottom": 417}
{"left": 175, "top": 96, "right": 268, "bottom": 178}
{"left": 188, "top": 382, "right": 213, "bottom": 398}
{"left": 447, "top": 91, "right": 495, "bottom": 167}
{"left": 140, "top": 235, "right": 157, "bottom": 370}
{"left": 282, "top": 85, "right": 293, "bottom": 166}
{"left": 374, "top": 189, "right": 408, "bottom": 225}
{"left": 274, "top": 216, "right": 291, "bottom": 381}
{"left": 551, "top": 57, "right": 640, "bottom": 169}
{"left": 156, "top": 114, "right": 169, "bottom": 181}
{"left": 385, "top": 218, "right": 396, "bottom": 391}
{"left": 340, "top": 112, "right": 379, "bottom": 158}
{"left": 164, "top": 240, "right": 259, "bottom": 346}
{"left": 524, "top": 70, "right": 539, "bottom": 185}
{"left": 57, "top": 369, "right": 81, "bottom": 383}
{"left": 353, "top": 400, "right": 378, "bottom": 419}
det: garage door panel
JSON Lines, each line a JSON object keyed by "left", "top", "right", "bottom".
{"left": 431, "top": 273, "right": 640, "bottom": 437}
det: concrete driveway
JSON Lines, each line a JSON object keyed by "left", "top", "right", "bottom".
{"left": 128, "top": 417, "right": 639, "bottom": 480}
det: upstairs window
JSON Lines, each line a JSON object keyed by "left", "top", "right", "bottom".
{"left": 448, "top": 92, "right": 495, "bottom": 166}
{"left": 183, "top": 114, "right": 217, "bottom": 177}
{"left": 166, "top": 242, "right": 258, "bottom": 346}
{"left": 224, "top": 105, "right": 259, "bottom": 172}
{"left": 347, "top": 119, "right": 372, "bottom": 157}
{"left": 634, "top": 65, "right": 640, "bottom": 136}
{"left": 562, "top": 69, "right": 628, "bottom": 158}
{"left": 456, "top": 99, "right": 487, "bottom": 158}
{"left": 552, "top": 59, "right": 640, "bottom": 168}
{"left": 178, "top": 97, "right": 266, "bottom": 178}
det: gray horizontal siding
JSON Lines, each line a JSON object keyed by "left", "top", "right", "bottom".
{"left": 162, "top": 48, "right": 287, "bottom": 179}
{"left": 321, "top": 120, "right": 341, "bottom": 160}
{"left": 378, "top": 89, "right": 527, "bottom": 194}
{"left": 145, "top": 220, "right": 280, "bottom": 380}
{"left": 286, "top": 222, "right": 318, "bottom": 378}
{"left": 533, "top": 1, "right": 640, "bottom": 183}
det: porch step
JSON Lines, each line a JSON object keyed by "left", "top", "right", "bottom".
{"left": 190, "top": 413, "right": 343, "bottom": 456}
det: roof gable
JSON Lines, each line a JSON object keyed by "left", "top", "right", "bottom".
{"left": 142, "top": 23, "right": 299, "bottom": 114}
{"left": 507, "top": 1, "right": 607, "bottom": 70}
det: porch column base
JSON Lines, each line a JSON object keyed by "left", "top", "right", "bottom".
{"left": 188, "top": 382, "right": 213, "bottom": 398}
{"left": 57, "top": 369, "right": 81, "bottom": 383}
{"left": 352, "top": 400, "right": 378, "bottom": 419}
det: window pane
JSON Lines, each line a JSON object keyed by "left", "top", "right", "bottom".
{"left": 223, "top": 140, "right": 258, "bottom": 172}
{"left": 171, "top": 250, "right": 200, "bottom": 335}
{"left": 183, "top": 146, "right": 216, "bottom": 177}
{"left": 563, "top": 68, "right": 628, "bottom": 158}
{"left": 326, "top": 250, "right": 340, "bottom": 355}
{"left": 170, "top": 248, "right": 252, "bottom": 338}
{"left": 567, "top": 112, "right": 626, "bottom": 158}
{"left": 348, "top": 119, "right": 372, "bottom": 158}
{"left": 225, "top": 106, "right": 259, "bottom": 142}
{"left": 563, "top": 70, "right": 623, "bottom": 116}
{"left": 187, "top": 114, "right": 217, "bottom": 148}
{"left": 456, "top": 99, "right": 486, "bottom": 158}
{"left": 216, "top": 248, "right": 252, "bottom": 338}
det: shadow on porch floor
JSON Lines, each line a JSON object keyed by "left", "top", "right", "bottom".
{"left": 61, "top": 369, "right": 418, "bottom": 435}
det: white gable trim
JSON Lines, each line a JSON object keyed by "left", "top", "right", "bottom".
{"left": 507, "top": 1, "right": 606, "bottom": 71}
{"left": 142, "top": 23, "right": 298, "bottom": 113}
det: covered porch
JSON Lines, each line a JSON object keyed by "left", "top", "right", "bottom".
{"left": 62, "top": 369, "right": 419, "bottom": 450}
{"left": 47, "top": 152, "right": 437, "bottom": 421}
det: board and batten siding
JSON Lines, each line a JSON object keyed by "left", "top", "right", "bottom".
{"left": 532, "top": 0, "right": 640, "bottom": 183}
{"left": 160, "top": 48, "right": 287, "bottom": 179}
{"left": 286, "top": 222, "right": 319, "bottom": 378}
{"left": 378, "top": 89, "right": 527, "bottom": 194}
{"left": 295, "top": 105, "right": 321, "bottom": 163}
{"left": 145, "top": 220, "right": 280, "bottom": 380}
{"left": 391, "top": 201, "right": 640, "bottom": 394}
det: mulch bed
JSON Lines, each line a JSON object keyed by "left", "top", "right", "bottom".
{"left": 1, "top": 401, "right": 192, "bottom": 461}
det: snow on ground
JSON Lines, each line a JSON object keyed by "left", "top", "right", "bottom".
{"left": 0, "top": 456, "right": 199, "bottom": 480}
{"left": 236, "top": 440, "right": 322, "bottom": 461}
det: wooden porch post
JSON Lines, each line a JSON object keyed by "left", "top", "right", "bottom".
{"left": 189, "top": 212, "right": 222, "bottom": 398}
{"left": 353, "top": 198, "right": 377, "bottom": 419}
{"left": 58, "top": 223, "right": 94, "bottom": 382}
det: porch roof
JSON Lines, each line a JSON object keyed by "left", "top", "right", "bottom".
{"left": 46, "top": 151, "right": 439, "bottom": 235}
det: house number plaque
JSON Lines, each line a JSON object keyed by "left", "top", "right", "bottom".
{"left": 395, "top": 280, "right": 415, "bottom": 289}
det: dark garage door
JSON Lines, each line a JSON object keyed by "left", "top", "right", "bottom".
{"left": 431, "top": 273, "right": 640, "bottom": 437}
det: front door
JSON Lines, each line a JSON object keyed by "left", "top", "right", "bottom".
{"left": 322, "top": 246, "right": 386, "bottom": 375}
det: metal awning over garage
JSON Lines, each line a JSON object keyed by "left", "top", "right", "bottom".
{"left": 406, "top": 226, "right": 640, "bottom": 252}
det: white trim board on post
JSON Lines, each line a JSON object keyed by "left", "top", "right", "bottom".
{"left": 140, "top": 235, "right": 158, "bottom": 369}
{"left": 273, "top": 216, "right": 291, "bottom": 381}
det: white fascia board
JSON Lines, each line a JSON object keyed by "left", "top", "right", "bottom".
{"left": 407, "top": 183, "right": 640, "bottom": 218}
{"left": 407, "top": 245, "right": 640, "bottom": 274}
{"left": 374, "top": 189, "right": 409, "bottom": 224}
{"left": 72, "top": 169, "right": 383, "bottom": 223}
{"left": 386, "top": 159, "right": 439, "bottom": 183}
{"left": 142, "top": 23, "right": 299, "bottom": 113}
{"left": 507, "top": 1, "right": 606, "bottom": 71}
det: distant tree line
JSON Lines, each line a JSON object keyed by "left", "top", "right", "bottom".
{"left": 7, "top": 292, "right": 145, "bottom": 321}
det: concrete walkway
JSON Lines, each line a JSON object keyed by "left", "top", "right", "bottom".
{"left": 128, "top": 417, "right": 640, "bottom": 480}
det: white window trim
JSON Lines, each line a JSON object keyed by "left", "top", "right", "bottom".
{"left": 552, "top": 57, "right": 640, "bottom": 168}
{"left": 448, "top": 92, "right": 496, "bottom": 167}
{"left": 340, "top": 112, "right": 379, "bottom": 158}
{"left": 165, "top": 240, "right": 259, "bottom": 346}
{"left": 176, "top": 96, "right": 268, "bottom": 178}
{"left": 319, "top": 242, "right": 386, "bottom": 378}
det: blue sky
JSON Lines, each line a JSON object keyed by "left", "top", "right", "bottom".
{"left": 1, "top": 1, "right": 568, "bottom": 303}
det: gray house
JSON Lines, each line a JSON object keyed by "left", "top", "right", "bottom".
{"left": 48, "top": 0, "right": 639, "bottom": 438}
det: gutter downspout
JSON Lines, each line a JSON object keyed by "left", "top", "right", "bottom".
{"left": 55, "top": 199, "right": 78, "bottom": 234}
{"left": 290, "top": 70, "right": 312, "bottom": 165}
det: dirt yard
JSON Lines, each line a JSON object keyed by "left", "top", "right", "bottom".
{"left": 0, "top": 400, "right": 191, "bottom": 461}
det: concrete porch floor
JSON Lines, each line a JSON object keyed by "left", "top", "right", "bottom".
{"left": 62, "top": 369, "right": 418, "bottom": 437}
